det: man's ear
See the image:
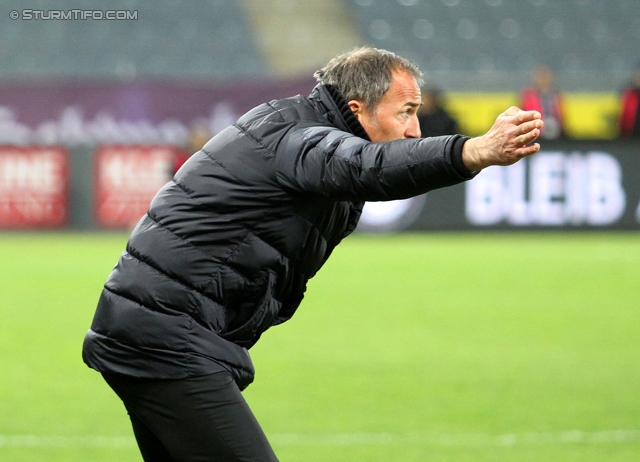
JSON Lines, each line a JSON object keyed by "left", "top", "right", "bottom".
{"left": 348, "top": 100, "right": 363, "bottom": 121}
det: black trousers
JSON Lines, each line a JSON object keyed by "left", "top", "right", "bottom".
{"left": 102, "top": 371, "right": 279, "bottom": 462}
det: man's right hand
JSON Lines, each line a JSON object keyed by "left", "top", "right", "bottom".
{"left": 461, "top": 107, "right": 544, "bottom": 172}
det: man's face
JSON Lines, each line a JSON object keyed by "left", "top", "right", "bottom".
{"left": 349, "top": 70, "right": 422, "bottom": 142}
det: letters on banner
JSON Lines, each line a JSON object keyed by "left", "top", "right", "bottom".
{"left": 95, "top": 145, "right": 189, "bottom": 228}
{"left": 0, "top": 146, "right": 68, "bottom": 228}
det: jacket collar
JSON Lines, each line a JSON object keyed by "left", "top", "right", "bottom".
{"left": 309, "top": 84, "right": 371, "bottom": 141}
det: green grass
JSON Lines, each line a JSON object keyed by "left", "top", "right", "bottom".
{"left": 1, "top": 232, "right": 639, "bottom": 461}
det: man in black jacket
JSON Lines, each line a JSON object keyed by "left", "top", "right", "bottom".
{"left": 83, "top": 46, "right": 542, "bottom": 462}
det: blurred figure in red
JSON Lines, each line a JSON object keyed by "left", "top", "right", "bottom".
{"left": 618, "top": 66, "right": 640, "bottom": 137}
{"left": 520, "top": 65, "right": 566, "bottom": 139}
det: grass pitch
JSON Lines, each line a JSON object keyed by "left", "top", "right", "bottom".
{"left": 1, "top": 231, "right": 639, "bottom": 461}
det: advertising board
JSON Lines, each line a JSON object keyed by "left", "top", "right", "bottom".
{"left": 0, "top": 146, "right": 68, "bottom": 228}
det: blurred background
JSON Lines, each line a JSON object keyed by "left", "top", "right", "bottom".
{"left": 1, "top": 0, "right": 640, "bottom": 232}
{"left": 1, "top": 3, "right": 640, "bottom": 461}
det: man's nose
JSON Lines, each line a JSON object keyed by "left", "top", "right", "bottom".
{"left": 405, "top": 116, "right": 421, "bottom": 138}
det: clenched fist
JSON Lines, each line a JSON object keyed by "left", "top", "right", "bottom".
{"left": 462, "top": 107, "right": 544, "bottom": 171}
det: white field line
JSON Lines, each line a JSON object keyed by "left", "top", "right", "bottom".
{"left": 0, "top": 429, "right": 638, "bottom": 449}
{"left": 0, "top": 435, "right": 136, "bottom": 448}
{"left": 270, "top": 429, "right": 640, "bottom": 446}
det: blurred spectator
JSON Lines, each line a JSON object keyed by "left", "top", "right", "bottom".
{"left": 618, "top": 66, "right": 640, "bottom": 137}
{"left": 520, "top": 65, "right": 565, "bottom": 139}
{"left": 417, "top": 87, "right": 460, "bottom": 137}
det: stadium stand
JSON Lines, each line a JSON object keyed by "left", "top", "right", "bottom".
{"left": 240, "top": 0, "right": 364, "bottom": 77}
{"left": 0, "top": 0, "right": 633, "bottom": 137}
{"left": 5, "top": 0, "right": 637, "bottom": 92}
{"left": 0, "top": 0, "right": 267, "bottom": 79}
{"left": 345, "top": 0, "right": 640, "bottom": 91}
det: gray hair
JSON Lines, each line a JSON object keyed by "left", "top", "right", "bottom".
{"left": 314, "top": 46, "right": 423, "bottom": 112}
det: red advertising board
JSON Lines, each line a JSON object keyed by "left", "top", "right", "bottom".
{"left": 0, "top": 146, "right": 68, "bottom": 228}
{"left": 95, "top": 145, "right": 188, "bottom": 228}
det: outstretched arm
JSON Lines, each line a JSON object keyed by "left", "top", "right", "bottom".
{"left": 461, "top": 107, "right": 544, "bottom": 171}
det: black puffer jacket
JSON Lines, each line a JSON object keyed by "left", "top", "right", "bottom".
{"left": 83, "top": 84, "right": 474, "bottom": 389}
